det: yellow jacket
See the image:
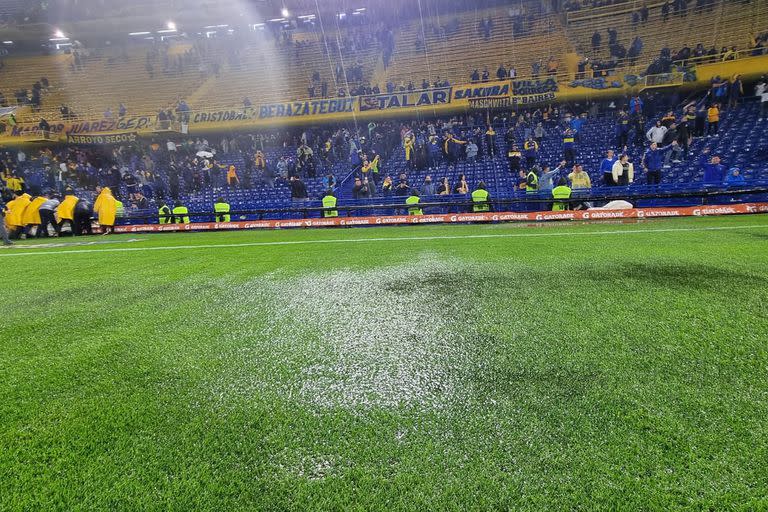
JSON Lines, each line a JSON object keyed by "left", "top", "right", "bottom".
{"left": 5, "top": 193, "right": 31, "bottom": 227}
{"left": 94, "top": 187, "right": 117, "bottom": 226}
{"left": 22, "top": 196, "right": 47, "bottom": 225}
{"left": 57, "top": 194, "right": 79, "bottom": 222}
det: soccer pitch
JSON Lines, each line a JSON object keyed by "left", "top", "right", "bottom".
{"left": 2, "top": 215, "right": 768, "bottom": 510}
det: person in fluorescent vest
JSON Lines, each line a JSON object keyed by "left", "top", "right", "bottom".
{"left": 471, "top": 182, "right": 491, "bottom": 212}
{"left": 158, "top": 201, "right": 172, "bottom": 224}
{"left": 172, "top": 201, "right": 190, "bottom": 224}
{"left": 114, "top": 195, "right": 125, "bottom": 219}
{"left": 93, "top": 186, "right": 117, "bottom": 234}
{"left": 525, "top": 168, "right": 539, "bottom": 193}
{"left": 551, "top": 177, "right": 572, "bottom": 211}
{"left": 56, "top": 189, "right": 79, "bottom": 234}
{"left": 321, "top": 189, "right": 338, "bottom": 218}
{"left": 214, "top": 197, "right": 231, "bottom": 222}
{"left": 405, "top": 188, "right": 423, "bottom": 215}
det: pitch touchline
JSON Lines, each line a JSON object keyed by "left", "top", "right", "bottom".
{"left": 2, "top": 224, "right": 767, "bottom": 257}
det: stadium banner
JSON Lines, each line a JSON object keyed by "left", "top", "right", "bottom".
{"left": 453, "top": 81, "right": 510, "bottom": 101}
{"left": 258, "top": 98, "right": 356, "bottom": 119}
{"left": 512, "top": 78, "right": 559, "bottom": 95}
{"left": 6, "top": 115, "right": 154, "bottom": 139}
{"left": 359, "top": 87, "right": 452, "bottom": 111}
{"left": 191, "top": 110, "right": 252, "bottom": 123}
{"left": 111, "top": 202, "right": 768, "bottom": 234}
{"left": 67, "top": 132, "right": 139, "bottom": 145}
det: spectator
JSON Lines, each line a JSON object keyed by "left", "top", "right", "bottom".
{"left": 612, "top": 153, "right": 634, "bottom": 185}
{"left": 562, "top": 128, "right": 576, "bottom": 164}
{"left": 728, "top": 74, "right": 743, "bottom": 109}
{"left": 395, "top": 173, "right": 410, "bottom": 196}
{"left": 642, "top": 141, "right": 677, "bottom": 184}
{"left": 470, "top": 69, "right": 480, "bottom": 82}
{"left": 290, "top": 175, "right": 308, "bottom": 200}
{"left": 756, "top": 78, "right": 768, "bottom": 120}
{"left": 568, "top": 163, "right": 592, "bottom": 189}
{"left": 507, "top": 144, "right": 522, "bottom": 174}
{"left": 485, "top": 126, "right": 497, "bottom": 157}
{"left": 422, "top": 176, "right": 436, "bottom": 196}
{"left": 496, "top": 64, "right": 507, "bottom": 80}
{"left": 591, "top": 31, "right": 602, "bottom": 50}
{"left": 537, "top": 162, "right": 563, "bottom": 191}
{"left": 701, "top": 153, "right": 725, "bottom": 184}
{"left": 531, "top": 59, "right": 542, "bottom": 78}
{"left": 661, "top": 123, "right": 683, "bottom": 164}
{"left": 726, "top": 167, "right": 746, "bottom": 186}
{"left": 523, "top": 138, "right": 539, "bottom": 169}
{"left": 453, "top": 174, "right": 469, "bottom": 194}
{"left": 381, "top": 176, "right": 393, "bottom": 197}
{"left": 646, "top": 120, "right": 667, "bottom": 143}
{"left": 352, "top": 177, "right": 366, "bottom": 199}
{"left": 466, "top": 140, "right": 478, "bottom": 161}
{"left": 437, "top": 177, "right": 451, "bottom": 195}
{"left": 707, "top": 104, "right": 720, "bottom": 135}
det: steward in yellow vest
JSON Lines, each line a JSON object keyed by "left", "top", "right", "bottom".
{"left": 471, "top": 182, "right": 491, "bottom": 212}
{"left": 551, "top": 178, "right": 572, "bottom": 211}
{"left": 405, "top": 189, "right": 423, "bottom": 215}
{"left": 525, "top": 169, "right": 539, "bottom": 193}
{"left": 172, "top": 202, "right": 190, "bottom": 224}
{"left": 321, "top": 190, "right": 338, "bottom": 218}
{"left": 214, "top": 197, "right": 231, "bottom": 222}
{"left": 158, "top": 201, "right": 172, "bottom": 224}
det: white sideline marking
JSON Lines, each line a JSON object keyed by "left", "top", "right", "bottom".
{"left": 1, "top": 224, "right": 767, "bottom": 257}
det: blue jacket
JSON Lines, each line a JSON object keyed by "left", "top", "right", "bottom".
{"left": 726, "top": 171, "right": 746, "bottom": 186}
{"left": 599, "top": 157, "right": 617, "bottom": 174}
{"left": 702, "top": 163, "right": 726, "bottom": 184}
{"left": 642, "top": 145, "right": 671, "bottom": 171}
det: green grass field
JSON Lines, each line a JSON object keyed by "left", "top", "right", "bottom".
{"left": 2, "top": 215, "right": 768, "bottom": 511}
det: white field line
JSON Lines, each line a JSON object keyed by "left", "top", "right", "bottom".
{"left": 1, "top": 224, "right": 767, "bottom": 258}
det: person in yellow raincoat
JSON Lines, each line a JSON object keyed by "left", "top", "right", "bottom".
{"left": 94, "top": 186, "right": 117, "bottom": 234}
{"left": 5, "top": 191, "right": 31, "bottom": 238}
{"left": 404, "top": 135, "right": 415, "bottom": 169}
{"left": 56, "top": 189, "right": 79, "bottom": 234}
{"left": 254, "top": 150, "right": 266, "bottom": 170}
{"left": 22, "top": 194, "right": 47, "bottom": 237}
{"left": 227, "top": 165, "right": 240, "bottom": 188}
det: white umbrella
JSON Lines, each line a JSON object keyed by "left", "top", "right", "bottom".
{"left": 196, "top": 150, "right": 214, "bottom": 158}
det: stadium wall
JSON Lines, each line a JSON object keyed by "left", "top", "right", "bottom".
{"left": 3, "top": 55, "right": 768, "bottom": 145}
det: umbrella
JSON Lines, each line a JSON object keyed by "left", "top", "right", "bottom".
{"left": 196, "top": 150, "right": 214, "bottom": 158}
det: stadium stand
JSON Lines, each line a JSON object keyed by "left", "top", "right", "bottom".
{"left": 566, "top": 0, "right": 768, "bottom": 72}
{"left": 3, "top": 0, "right": 767, "bottom": 124}
{"left": 382, "top": 8, "right": 574, "bottom": 86}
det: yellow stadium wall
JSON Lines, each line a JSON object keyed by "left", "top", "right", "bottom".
{"left": 3, "top": 55, "right": 768, "bottom": 146}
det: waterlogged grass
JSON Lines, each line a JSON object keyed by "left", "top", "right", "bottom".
{"left": 2, "top": 216, "right": 768, "bottom": 510}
